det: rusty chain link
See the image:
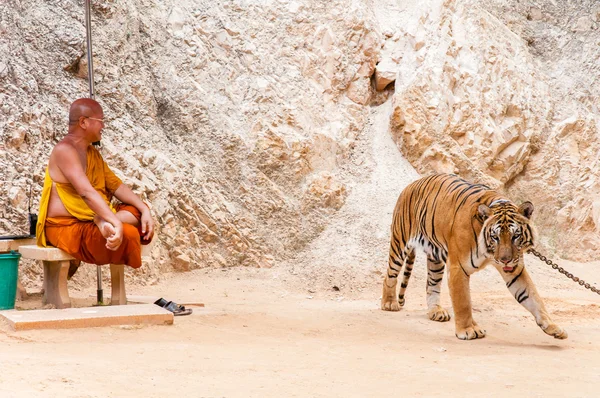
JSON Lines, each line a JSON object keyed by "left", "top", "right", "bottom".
{"left": 527, "top": 248, "right": 600, "bottom": 295}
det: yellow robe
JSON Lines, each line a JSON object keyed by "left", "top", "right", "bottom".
{"left": 36, "top": 145, "right": 123, "bottom": 247}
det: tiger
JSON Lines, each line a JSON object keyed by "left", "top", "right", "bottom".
{"left": 381, "top": 173, "right": 567, "bottom": 340}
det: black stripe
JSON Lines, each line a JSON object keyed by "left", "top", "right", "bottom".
{"left": 470, "top": 252, "right": 479, "bottom": 269}
{"left": 517, "top": 293, "right": 529, "bottom": 304}
{"left": 390, "top": 237, "right": 401, "bottom": 258}
{"left": 400, "top": 283, "right": 408, "bottom": 289}
{"left": 516, "top": 289, "right": 528, "bottom": 303}
{"left": 471, "top": 215, "right": 480, "bottom": 257}
{"left": 506, "top": 268, "right": 524, "bottom": 289}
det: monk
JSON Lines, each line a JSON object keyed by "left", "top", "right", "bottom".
{"left": 36, "top": 98, "right": 154, "bottom": 276}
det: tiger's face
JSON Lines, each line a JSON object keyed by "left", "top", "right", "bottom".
{"left": 477, "top": 200, "right": 536, "bottom": 273}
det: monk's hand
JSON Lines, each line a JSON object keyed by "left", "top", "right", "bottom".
{"left": 106, "top": 221, "right": 124, "bottom": 251}
{"left": 141, "top": 209, "right": 154, "bottom": 241}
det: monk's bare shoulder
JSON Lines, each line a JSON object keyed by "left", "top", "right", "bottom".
{"left": 50, "top": 139, "right": 78, "bottom": 159}
{"left": 49, "top": 139, "right": 86, "bottom": 183}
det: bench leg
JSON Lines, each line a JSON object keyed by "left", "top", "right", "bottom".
{"left": 110, "top": 264, "right": 127, "bottom": 305}
{"left": 42, "top": 260, "right": 71, "bottom": 309}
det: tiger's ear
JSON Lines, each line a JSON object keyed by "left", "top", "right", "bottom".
{"left": 476, "top": 204, "right": 490, "bottom": 222}
{"left": 519, "top": 201, "right": 534, "bottom": 219}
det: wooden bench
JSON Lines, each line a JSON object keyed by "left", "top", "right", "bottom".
{"left": 18, "top": 244, "right": 152, "bottom": 309}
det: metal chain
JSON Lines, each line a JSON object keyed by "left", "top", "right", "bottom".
{"left": 527, "top": 248, "right": 600, "bottom": 295}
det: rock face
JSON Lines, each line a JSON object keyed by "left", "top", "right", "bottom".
{"left": 1, "top": 0, "right": 599, "bottom": 292}
{"left": 384, "top": 0, "right": 600, "bottom": 260}
{"left": 0, "top": 0, "right": 380, "bottom": 286}
{"left": 386, "top": 0, "right": 553, "bottom": 187}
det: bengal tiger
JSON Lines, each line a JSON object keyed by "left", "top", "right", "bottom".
{"left": 381, "top": 173, "right": 567, "bottom": 340}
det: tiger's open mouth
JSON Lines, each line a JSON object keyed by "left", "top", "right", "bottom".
{"left": 502, "top": 265, "right": 516, "bottom": 273}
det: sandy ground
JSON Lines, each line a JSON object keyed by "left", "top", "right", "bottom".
{"left": 2, "top": 259, "right": 600, "bottom": 398}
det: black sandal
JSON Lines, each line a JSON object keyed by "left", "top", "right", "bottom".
{"left": 154, "top": 298, "right": 193, "bottom": 316}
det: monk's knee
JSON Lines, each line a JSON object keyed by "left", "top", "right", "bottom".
{"left": 122, "top": 224, "right": 141, "bottom": 245}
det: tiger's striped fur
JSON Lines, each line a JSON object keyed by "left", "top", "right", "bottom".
{"left": 381, "top": 174, "right": 567, "bottom": 340}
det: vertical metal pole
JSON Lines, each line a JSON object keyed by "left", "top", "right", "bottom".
{"left": 84, "top": 0, "right": 95, "bottom": 100}
{"left": 85, "top": 0, "right": 103, "bottom": 304}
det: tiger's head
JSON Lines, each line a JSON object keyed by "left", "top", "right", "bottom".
{"left": 477, "top": 200, "right": 537, "bottom": 273}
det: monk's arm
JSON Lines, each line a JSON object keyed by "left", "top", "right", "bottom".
{"left": 113, "top": 184, "right": 154, "bottom": 240}
{"left": 113, "top": 184, "right": 147, "bottom": 213}
{"left": 54, "top": 144, "right": 122, "bottom": 230}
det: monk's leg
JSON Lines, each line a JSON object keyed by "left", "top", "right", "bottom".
{"left": 116, "top": 210, "right": 139, "bottom": 227}
{"left": 46, "top": 218, "right": 141, "bottom": 268}
{"left": 77, "top": 223, "right": 142, "bottom": 268}
{"left": 114, "top": 204, "right": 152, "bottom": 245}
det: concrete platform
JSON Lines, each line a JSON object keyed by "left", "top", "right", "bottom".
{"left": 0, "top": 304, "right": 174, "bottom": 331}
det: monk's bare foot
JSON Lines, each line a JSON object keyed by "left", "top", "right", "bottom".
{"left": 68, "top": 259, "right": 81, "bottom": 280}
{"left": 94, "top": 215, "right": 116, "bottom": 239}
{"left": 94, "top": 215, "right": 122, "bottom": 251}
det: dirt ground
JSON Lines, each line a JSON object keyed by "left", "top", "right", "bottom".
{"left": 2, "top": 258, "right": 600, "bottom": 398}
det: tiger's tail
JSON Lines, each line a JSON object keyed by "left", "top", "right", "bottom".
{"left": 397, "top": 246, "right": 415, "bottom": 307}
{"left": 381, "top": 221, "right": 415, "bottom": 310}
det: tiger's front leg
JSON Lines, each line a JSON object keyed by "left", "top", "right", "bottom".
{"left": 448, "top": 257, "right": 486, "bottom": 340}
{"left": 501, "top": 265, "right": 567, "bottom": 339}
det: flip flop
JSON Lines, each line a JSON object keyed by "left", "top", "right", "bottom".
{"left": 154, "top": 298, "right": 193, "bottom": 316}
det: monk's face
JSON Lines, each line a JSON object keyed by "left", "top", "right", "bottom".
{"left": 83, "top": 109, "right": 105, "bottom": 142}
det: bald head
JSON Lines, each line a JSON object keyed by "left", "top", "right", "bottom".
{"left": 69, "top": 98, "right": 102, "bottom": 125}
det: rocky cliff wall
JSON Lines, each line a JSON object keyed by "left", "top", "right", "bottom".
{"left": 1, "top": 0, "right": 598, "bottom": 291}
{"left": 377, "top": 0, "right": 600, "bottom": 260}
{"left": 1, "top": 0, "right": 381, "bottom": 286}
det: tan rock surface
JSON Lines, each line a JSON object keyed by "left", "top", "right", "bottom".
{"left": 1, "top": 0, "right": 599, "bottom": 296}
{"left": 0, "top": 0, "right": 381, "bottom": 288}
{"left": 386, "top": 0, "right": 600, "bottom": 260}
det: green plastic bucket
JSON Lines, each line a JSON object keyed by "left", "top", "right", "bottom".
{"left": 0, "top": 251, "right": 21, "bottom": 310}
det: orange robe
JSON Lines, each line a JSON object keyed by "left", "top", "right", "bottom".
{"left": 36, "top": 145, "right": 148, "bottom": 268}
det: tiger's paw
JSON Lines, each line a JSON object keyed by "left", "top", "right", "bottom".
{"left": 543, "top": 323, "right": 568, "bottom": 340}
{"left": 381, "top": 297, "right": 401, "bottom": 311}
{"left": 428, "top": 305, "right": 451, "bottom": 322}
{"left": 455, "top": 324, "right": 486, "bottom": 340}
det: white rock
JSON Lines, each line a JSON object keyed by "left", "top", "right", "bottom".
{"left": 374, "top": 58, "right": 397, "bottom": 91}
{"left": 573, "top": 16, "right": 594, "bottom": 32}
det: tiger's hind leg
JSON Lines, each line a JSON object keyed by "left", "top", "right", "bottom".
{"left": 381, "top": 237, "right": 413, "bottom": 311}
{"left": 426, "top": 253, "right": 450, "bottom": 322}
{"left": 396, "top": 248, "right": 415, "bottom": 308}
